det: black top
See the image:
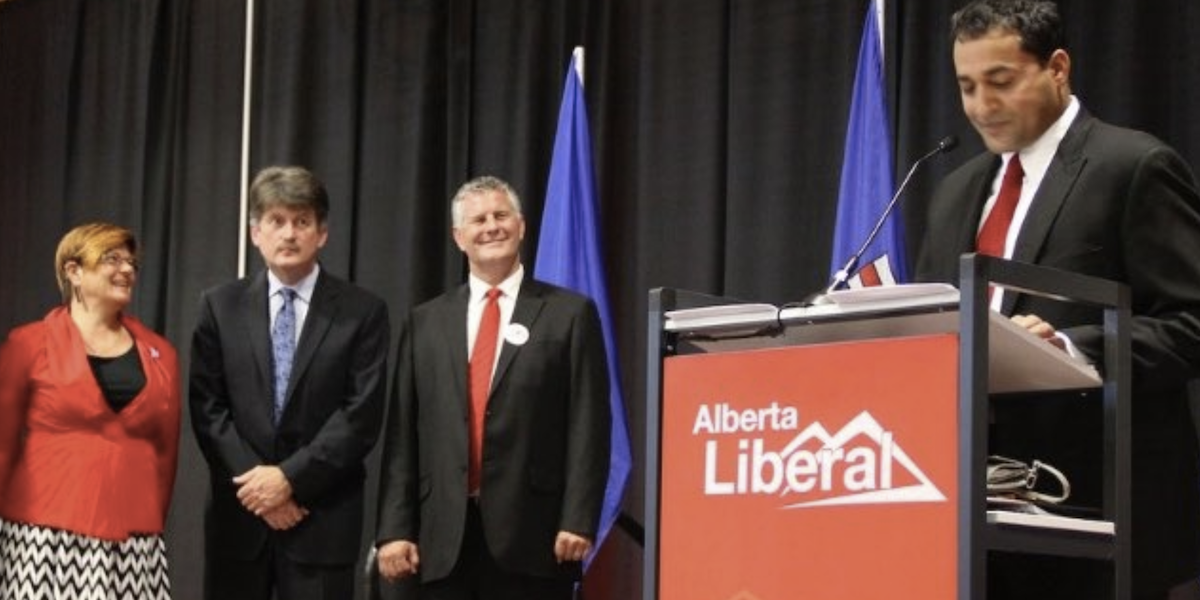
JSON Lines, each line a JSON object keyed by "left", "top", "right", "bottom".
{"left": 88, "top": 346, "right": 146, "bottom": 412}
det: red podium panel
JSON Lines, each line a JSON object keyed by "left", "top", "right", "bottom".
{"left": 660, "top": 334, "right": 959, "bottom": 600}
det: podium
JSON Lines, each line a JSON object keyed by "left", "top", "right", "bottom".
{"left": 642, "top": 254, "right": 1130, "bottom": 600}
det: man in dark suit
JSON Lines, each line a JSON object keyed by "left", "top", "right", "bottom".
{"left": 190, "top": 165, "right": 390, "bottom": 600}
{"left": 915, "top": 1, "right": 1200, "bottom": 598}
{"left": 374, "top": 175, "right": 610, "bottom": 599}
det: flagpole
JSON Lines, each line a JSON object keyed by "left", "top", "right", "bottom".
{"left": 237, "top": 0, "right": 256, "bottom": 278}
{"left": 573, "top": 46, "right": 584, "bottom": 85}
{"left": 876, "top": 0, "right": 885, "bottom": 57}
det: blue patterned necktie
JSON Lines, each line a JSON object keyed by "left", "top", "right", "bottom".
{"left": 272, "top": 288, "right": 297, "bottom": 425}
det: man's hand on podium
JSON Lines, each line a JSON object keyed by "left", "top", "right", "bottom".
{"left": 1011, "top": 314, "right": 1067, "bottom": 351}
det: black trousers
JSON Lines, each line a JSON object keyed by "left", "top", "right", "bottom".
{"left": 204, "top": 537, "right": 355, "bottom": 600}
{"left": 420, "top": 500, "right": 576, "bottom": 600}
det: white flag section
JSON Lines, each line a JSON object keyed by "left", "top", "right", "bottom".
{"left": 849, "top": 254, "right": 898, "bottom": 288}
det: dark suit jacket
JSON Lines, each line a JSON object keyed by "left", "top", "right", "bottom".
{"left": 915, "top": 110, "right": 1200, "bottom": 591}
{"left": 376, "top": 278, "right": 611, "bottom": 582}
{"left": 190, "top": 268, "right": 390, "bottom": 566}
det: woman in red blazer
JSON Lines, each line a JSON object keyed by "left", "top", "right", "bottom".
{"left": 0, "top": 222, "right": 180, "bottom": 599}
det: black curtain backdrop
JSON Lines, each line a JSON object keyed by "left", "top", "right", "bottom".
{"left": 1, "top": 1, "right": 1198, "bottom": 598}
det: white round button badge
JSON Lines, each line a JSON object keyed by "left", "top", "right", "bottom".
{"left": 505, "top": 323, "right": 530, "bottom": 346}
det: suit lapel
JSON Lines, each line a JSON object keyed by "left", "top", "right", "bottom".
{"left": 444, "top": 285, "right": 471, "bottom": 415}
{"left": 957, "top": 162, "right": 1000, "bottom": 260}
{"left": 1012, "top": 114, "right": 1092, "bottom": 265}
{"left": 926, "top": 152, "right": 1000, "bottom": 284}
{"left": 1003, "top": 113, "right": 1093, "bottom": 314}
{"left": 292, "top": 272, "right": 339, "bottom": 394}
{"left": 490, "top": 279, "right": 547, "bottom": 395}
{"left": 243, "top": 272, "right": 276, "bottom": 425}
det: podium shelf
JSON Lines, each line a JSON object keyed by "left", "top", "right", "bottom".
{"left": 984, "top": 513, "right": 1118, "bottom": 561}
{"left": 987, "top": 510, "right": 1114, "bottom": 536}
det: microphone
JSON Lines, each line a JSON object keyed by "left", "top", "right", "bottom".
{"left": 805, "top": 135, "right": 959, "bottom": 305}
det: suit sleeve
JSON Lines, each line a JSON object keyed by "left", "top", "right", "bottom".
{"left": 559, "top": 299, "right": 611, "bottom": 537}
{"left": 188, "top": 290, "right": 265, "bottom": 478}
{"left": 1064, "top": 145, "right": 1200, "bottom": 389}
{"left": 375, "top": 310, "right": 420, "bottom": 543}
{"left": 278, "top": 297, "right": 391, "bottom": 504}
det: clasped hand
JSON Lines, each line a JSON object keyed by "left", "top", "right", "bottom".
{"left": 233, "top": 465, "right": 308, "bottom": 530}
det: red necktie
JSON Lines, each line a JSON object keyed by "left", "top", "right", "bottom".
{"left": 468, "top": 288, "right": 501, "bottom": 494}
{"left": 976, "top": 154, "right": 1024, "bottom": 257}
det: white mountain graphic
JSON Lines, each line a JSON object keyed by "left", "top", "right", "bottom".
{"left": 777, "top": 410, "right": 946, "bottom": 508}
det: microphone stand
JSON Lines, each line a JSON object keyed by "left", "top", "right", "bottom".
{"left": 804, "top": 136, "right": 958, "bottom": 306}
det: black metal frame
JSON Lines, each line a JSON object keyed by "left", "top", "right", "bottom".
{"left": 643, "top": 287, "right": 730, "bottom": 600}
{"left": 957, "top": 254, "right": 1131, "bottom": 600}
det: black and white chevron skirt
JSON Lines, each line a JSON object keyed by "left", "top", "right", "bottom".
{"left": 0, "top": 518, "right": 170, "bottom": 599}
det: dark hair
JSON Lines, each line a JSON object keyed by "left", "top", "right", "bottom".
{"left": 248, "top": 165, "right": 330, "bottom": 225}
{"left": 950, "top": 0, "right": 1064, "bottom": 64}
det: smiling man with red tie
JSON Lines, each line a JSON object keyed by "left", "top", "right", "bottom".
{"left": 375, "top": 175, "right": 611, "bottom": 600}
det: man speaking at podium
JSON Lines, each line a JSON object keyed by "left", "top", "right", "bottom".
{"left": 914, "top": 1, "right": 1200, "bottom": 598}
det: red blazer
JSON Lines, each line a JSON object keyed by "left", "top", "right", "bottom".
{"left": 0, "top": 306, "right": 180, "bottom": 541}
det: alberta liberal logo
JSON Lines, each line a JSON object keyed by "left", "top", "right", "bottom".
{"left": 694, "top": 402, "right": 945, "bottom": 508}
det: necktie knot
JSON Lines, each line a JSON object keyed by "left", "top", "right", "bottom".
{"left": 1003, "top": 154, "right": 1024, "bottom": 184}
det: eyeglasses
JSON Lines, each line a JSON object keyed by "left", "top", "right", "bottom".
{"left": 98, "top": 252, "right": 140, "bottom": 271}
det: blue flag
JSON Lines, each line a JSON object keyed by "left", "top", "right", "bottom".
{"left": 534, "top": 48, "right": 632, "bottom": 567}
{"left": 830, "top": 0, "right": 903, "bottom": 286}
